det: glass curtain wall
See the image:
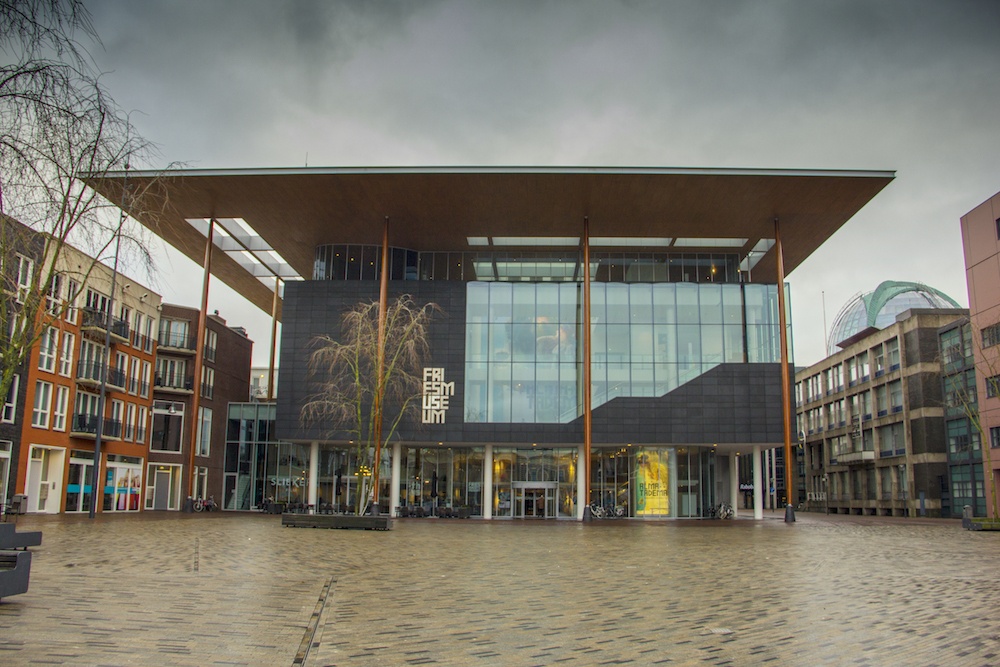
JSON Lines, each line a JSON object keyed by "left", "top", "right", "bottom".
{"left": 467, "top": 282, "right": 784, "bottom": 424}
{"left": 491, "top": 447, "right": 578, "bottom": 519}
{"left": 398, "top": 447, "right": 485, "bottom": 515}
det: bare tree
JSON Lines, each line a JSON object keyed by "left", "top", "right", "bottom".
{"left": 0, "top": 0, "right": 164, "bottom": 404}
{"left": 301, "top": 296, "right": 439, "bottom": 515}
{"left": 941, "top": 318, "right": 999, "bottom": 519}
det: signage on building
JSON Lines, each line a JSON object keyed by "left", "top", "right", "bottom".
{"left": 422, "top": 367, "right": 454, "bottom": 424}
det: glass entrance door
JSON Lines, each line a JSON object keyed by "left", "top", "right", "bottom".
{"left": 515, "top": 485, "right": 555, "bottom": 518}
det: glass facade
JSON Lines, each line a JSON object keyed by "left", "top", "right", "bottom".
{"left": 466, "top": 281, "right": 784, "bottom": 423}
{"left": 314, "top": 244, "right": 742, "bottom": 283}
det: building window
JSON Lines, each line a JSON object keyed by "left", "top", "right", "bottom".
{"left": 204, "top": 329, "right": 218, "bottom": 363}
{"left": 982, "top": 323, "right": 1000, "bottom": 349}
{"left": 52, "top": 385, "right": 69, "bottom": 432}
{"left": 38, "top": 327, "right": 57, "bottom": 372}
{"left": 58, "top": 331, "right": 75, "bottom": 377}
{"left": 32, "top": 380, "right": 52, "bottom": 428}
{"left": 109, "top": 399, "right": 124, "bottom": 438}
{"left": 65, "top": 278, "right": 79, "bottom": 323}
{"left": 996, "top": 217, "right": 1000, "bottom": 240}
{"left": 125, "top": 403, "right": 136, "bottom": 441}
{"left": 137, "top": 405, "right": 148, "bottom": 444}
{"left": 201, "top": 365, "right": 215, "bottom": 399}
{"left": 889, "top": 380, "right": 903, "bottom": 412}
{"left": 15, "top": 254, "right": 33, "bottom": 302}
{"left": 987, "top": 375, "right": 1000, "bottom": 399}
{"left": 46, "top": 273, "right": 63, "bottom": 314}
{"left": 2, "top": 375, "right": 19, "bottom": 423}
{"left": 140, "top": 361, "right": 151, "bottom": 398}
{"left": 990, "top": 426, "right": 1000, "bottom": 450}
{"left": 151, "top": 401, "right": 184, "bottom": 452}
{"left": 129, "top": 357, "right": 139, "bottom": 394}
{"left": 197, "top": 406, "right": 212, "bottom": 457}
{"left": 193, "top": 466, "right": 209, "bottom": 500}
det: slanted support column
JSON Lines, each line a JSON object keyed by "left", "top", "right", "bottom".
{"left": 390, "top": 442, "right": 402, "bottom": 516}
{"left": 268, "top": 277, "right": 281, "bottom": 400}
{"left": 753, "top": 445, "right": 764, "bottom": 520}
{"left": 371, "top": 217, "right": 390, "bottom": 512}
{"left": 308, "top": 441, "right": 319, "bottom": 513}
{"left": 483, "top": 444, "right": 493, "bottom": 520}
{"left": 730, "top": 452, "right": 739, "bottom": 518}
{"left": 187, "top": 218, "right": 214, "bottom": 503}
{"left": 582, "top": 217, "right": 592, "bottom": 519}
{"left": 775, "top": 218, "right": 795, "bottom": 513}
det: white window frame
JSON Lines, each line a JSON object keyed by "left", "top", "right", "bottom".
{"left": 38, "top": 327, "right": 58, "bottom": 373}
{"left": 32, "top": 380, "right": 53, "bottom": 429}
{"left": 204, "top": 328, "right": 218, "bottom": 363}
{"left": 124, "top": 403, "right": 136, "bottom": 441}
{"left": 15, "top": 254, "right": 33, "bottom": 302}
{"left": 65, "top": 278, "right": 80, "bottom": 324}
{"left": 2, "top": 375, "right": 19, "bottom": 423}
{"left": 52, "top": 385, "right": 69, "bottom": 432}
{"left": 201, "top": 365, "right": 215, "bottom": 399}
{"left": 196, "top": 406, "right": 213, "bottom": 457}
{"left": 140, "top": 361, "right": 151, "bottom": 398}
{"left": 58, "top": 331, "right": 75, "bottom": 377}
{"left": 129, "top": 357, "right": 140, "bottom": 395}
{"left": 137, "top": 405, "right": 148, "bottom": 444}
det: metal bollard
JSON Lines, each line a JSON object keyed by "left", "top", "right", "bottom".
{"left": 784, "top": 503, "right": 796, "bottom": 523}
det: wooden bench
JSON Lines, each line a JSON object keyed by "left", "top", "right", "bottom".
{"left": 0, "top": 550, "right": 32, "bottom": 600}
{"left": 281, "top": 513, "right": 392, "bottom": 530}
{"left": 0, "top": 523, "right": 42, "bottom": 550}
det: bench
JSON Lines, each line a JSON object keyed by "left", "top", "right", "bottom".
{"left": 0, "top": 550, "right": 32, "bottom": 600}
{"left": 0, "top": 523, "right": 42, "bottom": 550}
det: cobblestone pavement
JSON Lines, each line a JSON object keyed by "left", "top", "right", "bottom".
{"left": 0, "top": 511, "right": 998, "bottom": 666}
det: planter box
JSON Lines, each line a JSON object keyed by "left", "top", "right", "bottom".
{"left": 281, "top": 513, "right": 392, "bottom": 531}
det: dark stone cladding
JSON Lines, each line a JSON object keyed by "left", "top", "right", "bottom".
{"left": 276, "top": 280, "right": 787, "bottom": 445}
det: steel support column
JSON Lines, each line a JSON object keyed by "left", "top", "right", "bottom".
{"left": 582, "top": 217, "right": 593, "bottom": 518}
{"left": 775, "top": 218, "right": 795, "bottom": 512}
{"left": 186, "top": 218, "right": 214, "bottom": 503}
{"left": 371, "top": 217, "right": 390, "bottom": 512}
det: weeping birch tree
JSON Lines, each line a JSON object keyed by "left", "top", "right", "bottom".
{"left": 301, "top": 296, "right": 439, "bottom": 514}
{"left": 1, "top": 0, "right": 164, "bottom": 405}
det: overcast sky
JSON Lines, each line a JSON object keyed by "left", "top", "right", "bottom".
{"left": 83, "top": 0, "right": 1000, "bottom": 367}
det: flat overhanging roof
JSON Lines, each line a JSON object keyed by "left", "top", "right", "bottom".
{"left": 87, "top": 166, "right": 894, "bottom": 319}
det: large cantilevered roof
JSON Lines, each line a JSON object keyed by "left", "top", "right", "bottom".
{"left": 87, "top": 166, "right": 894, "bottom": 320}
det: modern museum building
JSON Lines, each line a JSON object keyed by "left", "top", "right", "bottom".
{"left": 94, "top": 167, "right": 893, "bottom": 520}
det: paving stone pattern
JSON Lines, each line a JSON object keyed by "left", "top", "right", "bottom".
{"left": 0, "top": 512, "right": 998, "bottom": 666}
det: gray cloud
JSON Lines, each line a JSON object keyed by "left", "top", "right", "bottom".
{"left": 82, "top": 0, "right": 1000, "bottom": 364}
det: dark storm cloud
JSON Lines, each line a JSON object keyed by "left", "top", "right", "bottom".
{"left": 81, "top": 0, "right": 1000, "bottom": 364}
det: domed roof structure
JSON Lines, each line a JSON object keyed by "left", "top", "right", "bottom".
{"left": 827, "top": 281, "right": 961, "bottom": 355}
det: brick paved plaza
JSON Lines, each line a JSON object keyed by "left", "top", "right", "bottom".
{"left": 0, "top": 511, "right": 998, "bottom": 666}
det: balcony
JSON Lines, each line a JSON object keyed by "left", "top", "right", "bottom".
{"left": 839, "top": 450, "right": 876, "bottom": 465}
{"left": 76, "top": 361, "right": 126, "bottom": 390}
{"left": 80, "top": 308, "right": 129, "bottom": 343}
{"left": 154, "top": 374, "right": 194, "bottom": 394}
{"left": 157, "top": 332, "right": 197, "bottom": 354}
{"left": 70, "top": 413, "right": 122, "bottom": 440}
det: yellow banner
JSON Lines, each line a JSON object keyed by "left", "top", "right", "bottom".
{"left": 635, "top": 450, "right": 670, "bottom": 515}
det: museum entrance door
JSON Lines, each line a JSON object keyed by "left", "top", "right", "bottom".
{"left": 514, "top": 483, "right": 556, "bottom": 518}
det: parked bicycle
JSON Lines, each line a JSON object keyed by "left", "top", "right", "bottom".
{"left": 709, "top": 502, "right": 734, "bottom": 519}
{"left": 589, "top": 502, "right": 626, "bottom": 518}
{"left": 193, "top": 495, "right": 217, "bottom": 512}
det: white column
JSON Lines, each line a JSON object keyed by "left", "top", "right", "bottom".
{"left": 577, "top": 443, "right": 587, "bottom": 520}
{"left": 730, "top": 452, "right": 739, "bottom": 519}
{"left": 390, "top": 442, "right": 401, "bottom": 516}
{"left": 753, "top": 445, "right": 764, "bottom": 520}
{"left": 483, "top": 444, "right": 493, "bottom": 520}
{"left": 308, "top": 441, "right": 319, "bottom": 513}
{"left": 772, "top": 449, "right": 779, "bottom": 509}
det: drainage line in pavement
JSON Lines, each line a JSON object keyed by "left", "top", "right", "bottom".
{"left": 293, "top": 576, "right": 334, "bottom": 666}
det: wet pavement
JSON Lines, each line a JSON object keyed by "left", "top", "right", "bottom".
{"left": 0, "top": 510, "right": 998, "bottom": 666}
